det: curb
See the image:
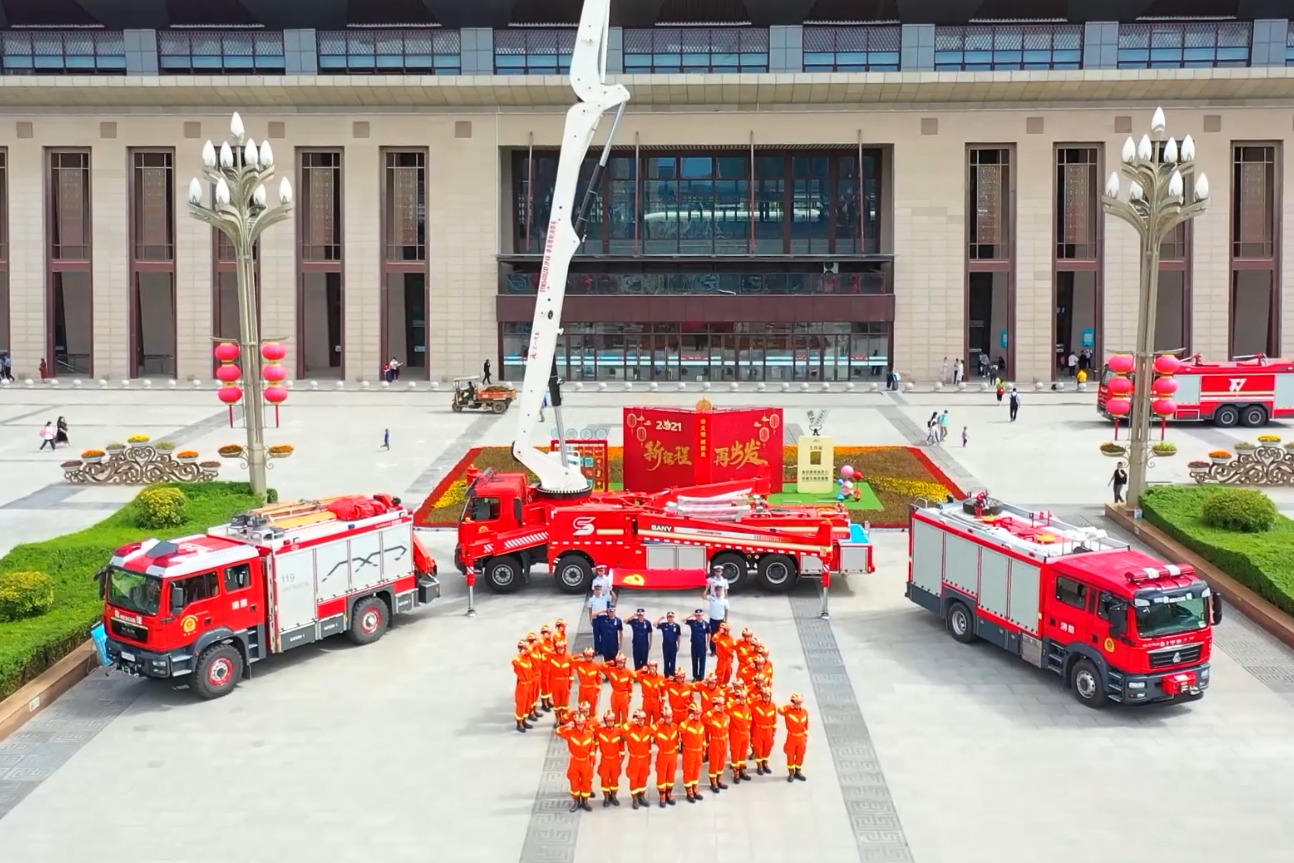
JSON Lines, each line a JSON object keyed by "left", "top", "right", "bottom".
{"left": 0, "top": 640, "right": 98, "bottom": 744}
{"left": 1103, "top": 505, "right": 1294, "bottom": 653}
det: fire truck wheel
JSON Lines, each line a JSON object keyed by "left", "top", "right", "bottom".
{"left": 757, "top": 554, "right": 796, "bottom": 592}
{"left": 486, "top": 555, "right": 525, "bottom": 593}
{"left": 554, "top": 555, "right": 593, "bottom": 594}
{"left": 945, "top": 601, "right": 977, "bottom": 644}
{"left": 1213, "top": 406, "right": 1240, "bottom": 428}
{"left": 348, "top": 597, "right": 389, "bottom": 645}
{"left": 1070, "top": 658, "right": 1109, "bottom": 709}
{"left": 1241, "top": 405, "right": 1268, "bottom": 428}
{"left": 193, "top": 643, "right": 243, "bottom": 700}
{"left": 711, "top": 552, "right": 749, "bottom": 591}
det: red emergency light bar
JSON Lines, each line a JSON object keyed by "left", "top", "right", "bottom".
{"left": 1124, "top": 564, "right": 1195, "bottom": 584}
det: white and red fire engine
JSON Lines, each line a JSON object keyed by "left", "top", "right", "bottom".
{"left": 908, "top": 494, "right": 1220, "bottom": 708}
{"left": 99, "top": 494, "right": 439, "bottom": 699}
{"left": 1099, "top": 355, "right": 1294, "bottom": 427}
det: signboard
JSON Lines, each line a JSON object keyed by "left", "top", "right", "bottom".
{"left": 1000, "top": 329, "right": 1010, "bottom": 349}
{"left": 623, "top": 406, "right": 784, "bottom": 493}
{"left": 702, "top": 408, "right": 784, "bottom": 492}
{"left": 796, "top": 435, "right": 835, "bottom": 493}
{"left": 1081, "top": 328, "right": 1096, "bottom": 349}
{"left": 550, "top": 440, "right": 610, "bottom": 491}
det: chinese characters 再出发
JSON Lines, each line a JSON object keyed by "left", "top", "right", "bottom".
{"left": 714, "top": 439, "right": 768, "bottom": 470}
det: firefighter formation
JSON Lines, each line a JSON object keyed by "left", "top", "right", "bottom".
{"left": 512, "top": 621, "right": 810, "bottom": 812}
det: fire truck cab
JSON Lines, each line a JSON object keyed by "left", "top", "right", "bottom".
{"left": 908, "top": 496, "right": 1221, "bottom": 708}
{"left": 1098, "top": 355, "right": 1294, "bottom": 427}
{"left": 99, "top": 495, "right": 439, "bottom": 699}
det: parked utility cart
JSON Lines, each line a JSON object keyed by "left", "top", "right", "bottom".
{"left": 451, "top": 377, "right": 516, "bottom": 414}
{"left": 97, "top": 494, "right": 439, "bottom": 699}
{"left": 907, "top": 494, "right": 1220, "bottom": 708}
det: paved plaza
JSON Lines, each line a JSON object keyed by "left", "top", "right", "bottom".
{"left": 2, "top": 385, "right": 1294, "bottom": 862}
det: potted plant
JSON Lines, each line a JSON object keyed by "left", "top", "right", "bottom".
{"left": 268, "top": 444, "right": 295, "bottom": 459}
{"left": 1187, "top": 460, "right": 1210, "bottom": 469}
{"left": 127, "top": 434, "right": 151, "bottom": 448}
{"left": 1100, "top": 442, "right": 1127, "bottom": 457}
{"left": 1286, "top": 442, "right": 1294, "bottom": 452}
{"left": 1258, "top": 434, "right": 1281, "bottom": 445}
{"left": 1208, "top": 450, "right": 1232, "bottom": 465}
{"left": 1235, "top": 441, "right": 1256, "bottom": 452}
{"left": 218, "top": 444, "right": 245, "bottom": 459}
{"left": 106, "top": 442, "right": 125, "bottom": 453}
{"left": 199, "top": 460, "right": 222, "bottom": 470}
{"left": 176, "top": 450, "right": 200, "bottom": 464}
{"left": 1151, "top": 442, "right": 1177, "bottom": 457}
{"left": 61, "top": 459, "right": 82, "bottom": 470}
{"left": 157, "top": 441, "right": 177, "bottom": 452}
{"left": 81, "top": 449, "right": 106, "bottom": 464}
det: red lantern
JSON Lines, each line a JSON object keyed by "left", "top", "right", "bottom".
{"left": 1105, "top": 397, "right": 1132, "bottom": 417}
{"left": 1153, "top": 354, "right": 1182, "bottom": 376}
{"left": 1153, "top": 398, "right": 1177, "bottom": 417}
{"left": 263, "top": 385, "right": 289, "bottom": 404}
{"left": 215, "top": 364, "right": 242, "bottom": 383}
{"left": 262, "top": 364, "right": 287, "bottom": 382}
{"left": 1106, "top": 376, "right": 1133, "bottom": 397}
{"left": 217, "top": 385, "right": 243, "bottom": 405}
{"left": 214, "top": 342, "right": 241, "bottom": 363}
{"left": 1152, "top": 377, "right": 1178, "bottom": 396}
{"left": 1107, "top": 354, "right": 1135, "bottom": 375}
{"left": 262, "top": 342, "right": 287, "bottom": 362}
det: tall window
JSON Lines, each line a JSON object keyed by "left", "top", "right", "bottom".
{"left": 1231, "top": 143, "right": 1280, "bottom": 357}
{"left": 1054, "top": 146, "right": 1101, "bottom": 373}
{"left": 0, "top": 151, "right": 7, "bottom": 355}
{"left": 297, "top": 150, "right": 344, "bottom": 379}
{"left": 966, "top": 147, "right": 1014, "bottom": 378}
{"left": 1156, "top": 142, "right": 1192, "bottom": 353}
{"left": 381, "top": 150, "right": 428, "bottom": 377}
{"left": 128, "top": 150, "right": 177, "bottom": 377}
{"left": 47, "top": 149, "right": 93, "bottom": 376}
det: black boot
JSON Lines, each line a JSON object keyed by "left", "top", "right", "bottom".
{"left": 516, "top": 721, "right": 527, "bottom": 733}
{"left": 659, "top": 794, "right": 667, "bottom": 808}
{"left": 787, "top": 772, "right": 795, "bottom": 783}
{"left": 529, "top": 711, "right": 541, "bottom": 721}
{"left": 580, "top": 798, "right": 593, "bottom": 812}
{"left": 542, "top": 702, "right": 552, "bottom": 713}
{"left": 693, "top": 786, "right": 704, "bottom": 801}
{"left": 710, "top": 780, "right": 720, "bottom": 793}
{"left": 610, "top": 792, "right": 620, "bottom": 807}
{"left": 795, "top": 769, "right": 806, "bottom": 782}
{"left": 601, "top": 793, "right": 611, "bottom": 808}
{"left": 666, "top": 790, "right": 676, "bottom": 806}
{"left": 639, "top": 793, "right": 649, "bottom": 809}
{"left": 717, "top": 778, "right": 728, "bottom": 790}
{"left": 569, "top": 797, "right": 580, "bottom": 812}
{"left": 632, "top": 794, "right": 640, "bottom": 810}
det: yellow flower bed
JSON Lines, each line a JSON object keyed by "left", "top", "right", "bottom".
{"left": 126, "top": 434, "right": 150, "bottom": 443}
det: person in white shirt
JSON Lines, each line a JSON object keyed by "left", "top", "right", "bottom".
{"left": 591, "top": 564, "right": 614, "bottom": 600}
{"left": 706, "top": 588, "right": 729, "bottom": 656}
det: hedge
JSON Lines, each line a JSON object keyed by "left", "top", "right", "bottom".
{"left": 1140, "top": 485, "right": 1294, "bottom": 616}
{"left": 0, "top": 482, "right": 268, "bottom": 702}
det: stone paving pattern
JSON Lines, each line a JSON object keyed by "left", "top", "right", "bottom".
{"left": 1, "top": 387, "right": 1293, "bottom": 862}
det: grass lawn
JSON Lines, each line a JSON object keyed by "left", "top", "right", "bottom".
{"left": 769, "top": 482, "right": 884, "bottom": 511}
{"left": 0, "top": 481, "right": 267, "bottom": 701}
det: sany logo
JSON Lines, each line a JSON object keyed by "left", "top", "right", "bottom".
{"left": 1229, "top": 378, "right": 1245, "bottom": 393}
{"left": 572, "top": 516, "right": 596, "bottom": 537}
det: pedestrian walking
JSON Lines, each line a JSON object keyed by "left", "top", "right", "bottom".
{"left": 1008, "top": 387, "right": 1021, "bottom": 422}
{"left": 382, "top": 428, "right": 390, "bottom": 450}
{"left": 1109, "top": 461, "right": 1128, "bottom": 503}
{"left": 685, "top": 609, "right": 710, "bottom": 681}
{"left": 38, "top": 421, "right": 56, "bottom": 451}
{"left": 995, "top": 380, "right": 1006, "bottom": 404}
{"left": 953, "top": 358, "right": 964, "bottom": 385}
{"left": 0, "top": 351, "right": 12, "bottom": 382}
{"left": 938, "top": 409, "right": 949, "bottom": 442}
{"left": 655, "top": 612, "right": 681, "bottom": 677}
{"left": 55, "top": 416, "right": 69, "bottom": 447}
{"left": 1067, "top": 352, "right": 1078, "bottom": 377}
{"left": 482, "top": 359, "right": 492, "bottom": 385}
{"left": 388, "top": 356, "right": 402, "bottom": 382}
{"left": 939, "top": 356, "right": 949, "bottom": 384}
{"left": 961, "top": 426, "right": 969, "bottom": 447}
{"left": 925, "top": 412, "right": 940, "bottom": 446}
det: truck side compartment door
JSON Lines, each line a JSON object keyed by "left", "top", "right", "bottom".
{"left": 1046, "top": 575, "right": 1091, "bottom": 646}
{"left": 219, "top": 562, "right": 264, "bottom": 659}
{"left": 169, "top": 570, "right": 222, "bottom": 647}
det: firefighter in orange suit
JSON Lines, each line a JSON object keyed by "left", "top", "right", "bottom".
{"left": 756, "top": 644, "right": 774, "bottom": 687}
{"left": 712, "top": 623, "right": 736, "bottom": 684}
{"left": 739, "top": 652, "right": 766, "bottom": 690}
{"left": 553, "top": 618, "right": 569, "bottom": 652}
{"left": 624, "top": 710, "right": 655, "bottom": 809}
{"left": 603, "top": 654, "right": 635, "bottom": 723}
{"left": 652, "top": 709, "right": 680, "bottom": 808}
{"left": 734, "top": 628, "right": 759, "bottom": 675}
{"left": 636, "top": 660, "right": 666, "bottom": 722}
{"left": 750, "top": 687, "right": 779, "bottom": 775}
{"left": 536, "top": 625, "right": 557, "bottom": 712}
{"left": 664, "top": 670, "right": 694, "bottom": 718}
{"left": 556, "top": 711, "right": 597, "bottom": 812}
{"left": 548, "top": 641, "right": 574, "bottom": 724}
{"left": 678, "top": 704, "right": 708, "bottom": 803}
{"left": 574, "top": 647, "right": 603, "bottom": 716}
{"left": 779, "top": 692, "right": 810, "bottom": 782}
{"left": 595, "top": 710, "right": 627, "bottom": 807}
{"left": 703, "top": 700, "right": 731, "bottom": 793}
{"left": 697, "top": 674, "right": 722, "bottom": 715}
{"left": 726, "top": 690, "right": 753, "bottom": 783}
{"left": 524, "top": 632, "right": 543, "bottom": 719}
{"left": 512, "top": 640, "right": 536, "bottom": 733}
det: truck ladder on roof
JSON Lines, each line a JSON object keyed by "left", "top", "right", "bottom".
{"left": 238, "top": 498, "right": 352, "bottom": 533}
{"left": 923, "top": 497, "right": 1129, "bottom": 559}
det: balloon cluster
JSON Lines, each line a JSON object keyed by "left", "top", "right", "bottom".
{"left": 836, "top": 465, "right": 862, "bottom": 502}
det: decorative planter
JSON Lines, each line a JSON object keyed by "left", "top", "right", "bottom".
{"left": 268, "top": 451, "right": 292, "bottom": 459}
{"left": 218, "top": 447, "right": 245, "bottom": 459}
{"left": 128, "top": 441, "right": 147, "bottom": 449}
{"left": 1151, "top": 447, "right": 1177, "bottom": 458}
{"left": 177, "top": 455, "right": 198, "bottom": 464}
{"left": 106, "top": 446, "right": 125, "bottom": 454}
{"left": 1101, "top": 450, "right": 1127, "bottom": 458}
{"left": 1210, "top": 456, "right": 1231, "bottom": 465}
{"left": 83, "top": 455, "right": 104, "bottom": 465}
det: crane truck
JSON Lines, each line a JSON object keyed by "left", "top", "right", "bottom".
{"left": 453, "top": 0, "right": 873, "bottom": 594}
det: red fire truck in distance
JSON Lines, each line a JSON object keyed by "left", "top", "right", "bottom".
{"left": 1098, "top": 355, "right": 1294, "bottom": 427}
{"left": 99, "top": 495, "right": 440, "bottom": 699}
{"left": 908, "top": 496, "right": 1221, "bottom": 708}
{"left": 455, "top": 469, "right": 873, "bottom": 594}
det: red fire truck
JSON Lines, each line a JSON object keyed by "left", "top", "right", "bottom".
{"left": 98, "top": 495, "right": 440, "bottom": 699}
{"left": 907, "top": 496, "right": 1220, "bottom": 708}
{"left": 1098, "top": 355, "right": 1294, "bottom": 427}
{"left": 456, "top": 470, "right": 873, "bottom": 593}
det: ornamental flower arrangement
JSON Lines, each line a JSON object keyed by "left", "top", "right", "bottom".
{"left": 268, "top": 444, "right": 295, "bottom": 459}
{"left": 80, "top": 449, "right": 106, "bottom": 463}
{"left": 127, "top": 434, "right": 151, "bottom": 445}
{"left": 106, "top": 442, "right": 125, "bottom": 451}
{"left": 218, "top": 444, "right": 245, "bottom": 458}
{"left": 1235, "top": 441, "right": 1256, "bottom": 452}
{"left": 1100, "top": 442, "right": 1127, "bottom": 457}
{"left": 157, "top": 441, "right": 177, "bottom": 451}
{"left": 1209, "top": 450, "right": 1233, "bottom": 464}
{"left": 1258, "top": 434, "right": 1281, "bottom": 444}
{"left": 1151, "top": 442, "right": 1177, "bottom": 457}
{"left": 176, "top": 450, "right": 200, "bottom": 463}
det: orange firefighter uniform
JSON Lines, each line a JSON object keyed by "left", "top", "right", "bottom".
{"left": 547, "top": 644, "right": 574, "bottom": 723}
{"left": 664, "top": 672, "right": 694, "bottom": 717}
{"left": 636, "top": 662, "right": 666, "bottom": 722}
{"left": 703, "top": 705, "right": 731, "bottom": 792}
{"left": 524, "top": 632, "right": 543, "bottom": 717}
{"left": 552, "top": 619, "right": 569, "bottom": 652}
{"left": 603, "top": 655, "right": 635, "bottom": 723}
{"left": 573, "top": 649, "right": 603, "bottom": 716}
{"left": 536, "top": 626, "right": 557, "bottom": 710}
{"left": 756, "top": 644, "right": 774, "bottom": 687}
{"left": 624, "top": 712, "right": 655, "bottom": 809}
{"left": 697, "top": 676, "right": 723, "bottom": 714}
{"left": 734, "top": 630, "right": 759, "bottom": 673}
{"left": 595, "top": 712, "right": 627, "bottom": 805}
{"left": 652, "top": 712, "right": 681, "bottom": 807}
{"left": 556, "top": 714, "right": 598, "bottom": 811}
{"left": 679, "top": 707, "right": 708, "bottom": 802}
{"left": 751, "top": 690, "right": 779, "bottom": 775}
{"left": 712, "top": 626, "right": 736, "bottom": 684}
{"left": 780, "top": 693, "right": 810, "bottom": 781}
{"left": 739, "top": 653, "right": 767, "bottom": 690}
{"left": 512, "top": 642, "right": 536, "bottom": 732}
{"left": 726, "top": 694, "right": 753, "bottom": 781}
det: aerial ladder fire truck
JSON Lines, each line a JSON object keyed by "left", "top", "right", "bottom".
{"left": 453, "top": 0, "right": 873, "bottom": 594}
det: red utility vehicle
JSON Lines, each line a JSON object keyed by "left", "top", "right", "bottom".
{"left": 907, "top": 495, "right": 1220, "bottom": 708}
{"left": 455, "top": 470, "right": 873, "bottom": 594}
{"left": 1098, "top": 355, "right": 1294, "bottom": 427}
{"left": 99, "top": 495, "right": 439, "bottom": 699}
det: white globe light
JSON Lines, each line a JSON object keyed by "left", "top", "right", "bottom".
{"left": 1181, "top": 135, "right": 1196, "bottom": 161}
{"left": 259, "top": 140, "right": 274, "bottom": 167}
{"left": 201, "top": 140, "right": 217, "bottom": 168}
{"left": 244, "top": 139, "right": 259, "bottom": 169}
{"left": 1168, "top": 170, "right": 1184, "bottom": 198}
{"left": 1137, "top": 135, "right": 1153, "bottom": 161}
{"left": 187, "top": 177, "right": 203, "bottom": 204}
{"left": 1163, "top": 137, "right": 1178, "bottom": 164}
{"left": 279, "top": 177, "right": 293, "bottom": 204}
{"left": 1105, "top": 172, "right": 1121, "bottom": 198}
{"left": 1151, "top": 107, "right": 1166, "bottom": 135}
{"left": 215, "top": 178, "right": 232, "bottom": 205}
{"left": 219, "top": 141, "right": 234, "bottom": 168}
{"left": 1121, "top": 137, "right": 1136, "bottom": 163}
{"left": 1128, "top": 181, "right": 1144, "bottom": 201}
{"left": 230, "top": 111, "right": 245, "bottom": 141}
{"left": 253, "top": 184, "right": 267, "bottom": 207}
{"left": 1195, "top": 173, "right": 1210, "bottom": 200}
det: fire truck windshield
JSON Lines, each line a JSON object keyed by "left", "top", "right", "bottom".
{"left": 1135, "top": 591, "right": 1208, "bottom": 638}
{"left": 107, "top": 567, "right": 162, "bottom": 616}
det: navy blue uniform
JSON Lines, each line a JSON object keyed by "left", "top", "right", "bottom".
{"left": 685, "top": 618, "right": 711, "bottom": 681}
{"left": 656, "top": 620, "right": 682, "bottom": 677}
{"left": 627, "top": 617, "right": 654, "bottom": 669}
{"left": 600, "top": 616, "right": 624, "bottom": 661}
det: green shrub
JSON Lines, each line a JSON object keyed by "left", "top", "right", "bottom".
{"left": 1141, "top": 485, "right": 1294, "bottom": 616}
{"left": 266, "top": 488, "right": 279, "bottom": 504}
{"left": 0, "top": 482, "right": 271, "bottom": 700}
{"left": 0, "top": 571, "right": 55, "bottom": 622}
{"left": 1201, "top": 488, "right": 1278, "bottom": 533}
{"left": 134, "top": 486, "right": 189, "bottom": 529}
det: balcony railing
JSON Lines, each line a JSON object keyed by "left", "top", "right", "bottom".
{"left": 1, "top": 29, "right": 126, "bottom": 75}
{"left": 934, "top": 24, "right": 1082, "bottom": 71}
{"left": 318, "top": 28, "right": 461, "bottom": 74}
{"left": 494, "top": 28, "right": 574, "bottom": 75}
{"left": 1117, "top": 21, "right": 1251, "bottom": 69}
{"left": 158, "top": 29, "right": 286, "bottom": 74}
{"left": 802, "top": 26, "right": 901, "bottom": 72}
{"left": 623, "top": 27, "right": 770, "bottom": 73}
{"left": 503, "top": 269, "right": 891, "bottom": 296}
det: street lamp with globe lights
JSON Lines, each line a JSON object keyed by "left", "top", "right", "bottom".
{"left": 187, "top": 112, "right": 294, "bottom": 495}
{"left": 1101, "top": 107, "right": 1210, "bottom": 507}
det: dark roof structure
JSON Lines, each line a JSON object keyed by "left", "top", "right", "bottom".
{"left": 0, "top": 0, "right": 1287, "bottom": 28}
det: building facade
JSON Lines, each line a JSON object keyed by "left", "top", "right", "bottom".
{"left": 0, "top": 1, "right": 1291, "bottom": 384}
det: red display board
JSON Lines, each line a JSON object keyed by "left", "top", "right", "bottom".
{"left": 623, "top": 406, "right": 783, "bottom": 493}
{"left": 551, "top": 440, "right": 610, "bottom": 491}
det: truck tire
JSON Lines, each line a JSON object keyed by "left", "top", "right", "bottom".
{"left": 193, "top": 643, "right": 243, "bottom": 700}
{"left": 485, "top": 555, "right": 524, "bottom": 594}
{"left": 554, "top": 555, "right": 593, "bottom": 594}
{"left": 710, "top": 552, "right": 749, "bottom": 591}
{"left": 757, "top": 554, "right": 797, "bottom": 592}
{"left": 1241, "top": 405, "right": 1268, "bottom": 428}
{"left": 453, "top": 547, "right": 467, "bottom": 575}
{"left": 1070, "top": 658, "right": 1109, "bottom": 709}
{"left": 945, "top": 601, "right": 977, "bottom": 644}
{"left": 348, "top": 597, "right": 389, "bottom": 646}
{"left": 1213, "top": 405, "right": 1240, "bottom": 427}
{"left": 491, "top": 401, "right": 507, "bottom": 414}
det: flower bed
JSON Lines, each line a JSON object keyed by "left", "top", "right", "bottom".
{"left": 414, "top": 444, "right": 962, "bottom": 528}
